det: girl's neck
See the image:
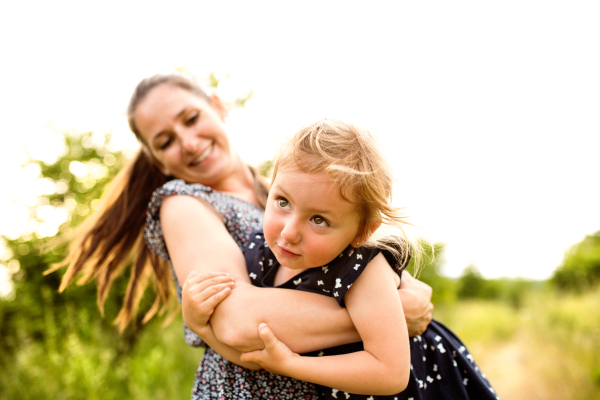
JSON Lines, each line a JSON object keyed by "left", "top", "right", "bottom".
{"left": 273, "top": 265, "right": 307, "bottom": 287}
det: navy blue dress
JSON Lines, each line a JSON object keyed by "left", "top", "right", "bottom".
{"left": 244, "top": 229, "right": 499, "bottom": 400}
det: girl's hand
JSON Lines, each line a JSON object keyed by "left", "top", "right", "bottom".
{"left": 240, "top": 323, "right": 299, "bottom": 375}
{"left": 182, "top": 271, "right": 236, "bottom": 335}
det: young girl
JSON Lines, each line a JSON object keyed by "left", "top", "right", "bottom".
{"left": 183, "top": 119, "right": 499, "bottom": 399}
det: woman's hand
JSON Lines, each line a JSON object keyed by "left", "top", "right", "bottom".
{"left": 398, "top": 271, "right": 433, "bottom": 336}
{"left": 181, "top": 271, "right": 236, "bottom": 335}
{"left": 240, "top": 323, "right": 299, "bottom": 375}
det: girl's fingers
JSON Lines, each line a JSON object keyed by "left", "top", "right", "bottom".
{"left": 194, "top": 282, "right": 235, "bottom": 303}
{"left": 187, "top": 274, "right": 235, "bottom": 294}
{"left": 186, "top": 271, "right": 231, "bottom": 284}
{"left": 240, "top": 350, "right": 260, "bottom": 364}
{"left": 198, "top": 286, "right": 233, "bottom": 313}
{"left": 257, "top": 323, "right": 276, "bottom": 349}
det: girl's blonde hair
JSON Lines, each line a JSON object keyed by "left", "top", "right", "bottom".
{"left": 272, "top": 119, "right": 420, "bottom": 269}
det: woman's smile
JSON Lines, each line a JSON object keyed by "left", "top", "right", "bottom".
{"left": 134, "top": 84, "right": 243, "bottom": 188}
{"left": 189, "top": 142, "right": 214, "bottom": 167}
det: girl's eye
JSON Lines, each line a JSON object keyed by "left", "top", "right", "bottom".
{"left": 312, "top": 216, "right": 328, "bottom": 227}
{"left": 277, "top": 198, "right": 290, "bottom": 209}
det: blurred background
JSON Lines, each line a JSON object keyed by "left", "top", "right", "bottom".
{"left": 1, "top": 1, "right": 599, "bottom": 399}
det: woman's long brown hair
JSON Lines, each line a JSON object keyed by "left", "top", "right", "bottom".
{"left": 49, "top": 74, "right": 268, "bottom": 332}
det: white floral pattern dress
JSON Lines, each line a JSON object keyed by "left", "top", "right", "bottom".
{"left": 145, "top": 179, "right": 321, "bottom": 400}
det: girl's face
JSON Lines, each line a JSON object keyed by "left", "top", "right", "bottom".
{"left": 263, "top": 166, "right": 364, "bottom": 271}
{"left": 135, "top": 84, "right": 238, "bottom": 187}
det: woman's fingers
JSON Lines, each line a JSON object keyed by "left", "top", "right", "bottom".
{"left": 398, "top": 271, "right": 434, "bottom": 336}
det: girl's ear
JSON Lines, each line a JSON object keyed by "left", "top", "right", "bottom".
{"left": 351, "top": 222, "right": 381, "bottom": 248}
{"left": 209, "top": 93, "right": 229, "bottom": 122}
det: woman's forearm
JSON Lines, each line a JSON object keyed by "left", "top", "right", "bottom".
{"left": 196, "top": 324, "right": 262, "bottom": 370}
{"left": 211, "top": 282, "right": 360, "bottom": 354}
{"left": 211, "top": 273, "right": 434, "bottom": 352}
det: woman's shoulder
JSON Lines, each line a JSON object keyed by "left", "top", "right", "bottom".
{"left": 145, "top": 180, "right": 215, "bottom": 262}
{"left": 147, "top": 179, "right": 214, "bottom": 218}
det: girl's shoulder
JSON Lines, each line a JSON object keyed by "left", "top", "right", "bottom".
{"left": 318, "top": 241, "right": 410, "bottom": 308}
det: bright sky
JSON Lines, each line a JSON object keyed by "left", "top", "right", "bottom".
{"left": 1, "top": 1, "right": 599, "bottom": 279}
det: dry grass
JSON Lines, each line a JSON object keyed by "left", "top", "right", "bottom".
{"left": 434, "top": 288, "right": 600, "bottom": 400}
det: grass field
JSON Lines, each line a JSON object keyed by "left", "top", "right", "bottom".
{"left": 435, "top": 288, "right": 600, "bottom": 399}
{"left": 2, "top": 287, "right": 599, "bottom": 399}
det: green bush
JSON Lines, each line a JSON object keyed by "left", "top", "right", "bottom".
{"left": 552, "top": 231, "right": 600, "bottom": 291}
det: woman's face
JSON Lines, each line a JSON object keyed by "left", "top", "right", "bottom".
{"left": 135, "top": 84, "right": 238, "bottom": 187}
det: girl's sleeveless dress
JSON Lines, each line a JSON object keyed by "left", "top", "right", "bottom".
{"left": 244, "top": 229, "right": 500, "bottom": 400}
{"left": 145, "top": 179, "right": 322, "bottom": 400}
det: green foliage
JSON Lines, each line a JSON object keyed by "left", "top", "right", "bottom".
{"left": 0, "top": 132, "right": 133, "bottom": 353}
{"left": 434, "top": 288, "right": 600, "bottom": 399}
{"left": 406, "top": 241, "right": 458, "bottom": 305}
{"left": 435, "top": 300, "right": 521, "bottom": 344}
{"left": 0, "top": 130, "right": 203, "bottom": 399}
{"left": 456, "top": 264, "right": 539, "bottom": 308}
{"left": 552, "top": 231, "right": 600, "bottom": 291}
{"left": 0, "top": 311, "right": 201, "bottom": 399}
{"left": 0, "top": 74, "right": 255, "bottom": 397}
{"left": 257, "top": 159, "right": 274, "bottom": 178}
{"left": 527, "top": 287, "right": 600, "bottom": 396}
{"left": 456, "top": 264, "right": 486, "bottom": 299}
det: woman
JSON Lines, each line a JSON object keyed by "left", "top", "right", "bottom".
{"left": 57, "top": 74, "right": 433, "bottom": 399}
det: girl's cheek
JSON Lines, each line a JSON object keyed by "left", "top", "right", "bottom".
{"left": 262, "top": 214, "right": 278, "bottom": 245}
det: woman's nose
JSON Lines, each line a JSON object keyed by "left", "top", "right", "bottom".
{"left": 180, "top": 131, "right": 199, "bottom": 153}
{"left": 280, "top": 218, "right": 301, "bottom": 243}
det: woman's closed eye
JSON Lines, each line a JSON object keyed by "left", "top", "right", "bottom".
{"left": 311, "top": 215, "right": 329, "bottom": 227}
{"left": 159, "top": 138, "right": 172, "bottom": 150}
{"left": 186, "top": 112, "right": 199, "bottom": 125}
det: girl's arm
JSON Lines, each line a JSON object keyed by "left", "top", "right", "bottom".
{"left": 161, "top": 195, "right": 360, "bottom": 353}
{"left": 240, "top": 253, "right": 410, "bottom": 395}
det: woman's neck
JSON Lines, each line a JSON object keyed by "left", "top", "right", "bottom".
{"left": 211, "top": 160, "right": 259, "bottom": 206}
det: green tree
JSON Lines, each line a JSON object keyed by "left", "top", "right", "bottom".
{"left": 406, "top": 241, "right": 457, "bottom": 305}
{"left": 0, "top": 72, "right": 253, "bottom": 398}
{"left": 552, "top": 231, "right": 600, "bottom": 291}
{"left": 457, "top": 264, "right": 487, "bottom": 299}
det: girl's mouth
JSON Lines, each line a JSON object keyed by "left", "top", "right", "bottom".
{"left": 190, "top": 143, "right": 214, "bottom": 166}
{"left": 277, "top": 245, "right": 300, "bottom": 259}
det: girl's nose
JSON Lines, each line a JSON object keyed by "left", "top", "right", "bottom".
{"left": 280, "top": 218, "right": 301, "bottom": 243}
